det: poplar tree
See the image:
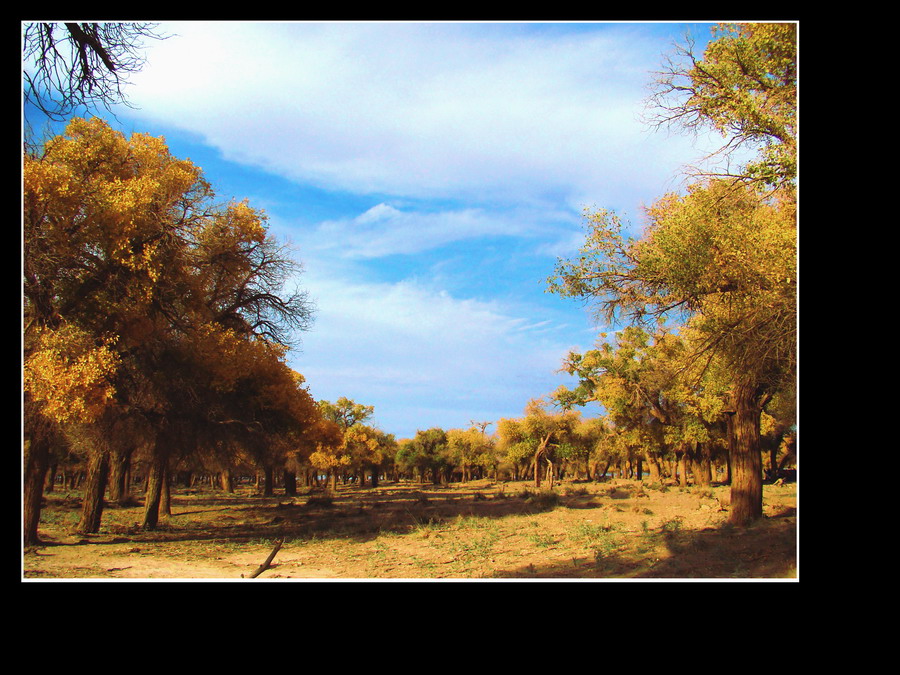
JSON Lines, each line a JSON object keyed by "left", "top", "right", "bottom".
{"left": 549, "top": 22, "right": 797, "bottom": 525}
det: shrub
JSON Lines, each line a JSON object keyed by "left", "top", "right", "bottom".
{"left": 524, "top": 490, "right": 560, "bottom": 511}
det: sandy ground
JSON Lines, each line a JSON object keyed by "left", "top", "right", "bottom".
{"left": 22, "top": 478, "right": 797, "bottom": 581}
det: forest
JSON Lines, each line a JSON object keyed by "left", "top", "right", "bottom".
{"left": 22, "top": 22, "right": 797, "bottom": 579}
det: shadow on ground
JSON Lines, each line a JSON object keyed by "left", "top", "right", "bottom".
{"left": 494, "top": 511, "right": 797, "bottom": 579}
{"left": 33, "top": 482, "right": 590, "bottom": 548}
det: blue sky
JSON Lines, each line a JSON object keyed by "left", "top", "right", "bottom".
{"left": 26, "top": 21, "right": 724, "bottom": 439}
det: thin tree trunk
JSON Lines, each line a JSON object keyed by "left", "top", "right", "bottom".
{"left": 45, "top": 461, "right": 58, "bottom": 493}
{"left": 533, "top": 434, "right": 551, "bottom": 488}
{"left": 160, "top": 464, "right": 171, "bottom": 517}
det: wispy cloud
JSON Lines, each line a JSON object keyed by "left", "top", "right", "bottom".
{"left": 132, "top": 21, "right": 706, "bottom": 213}
{"left": 304, "top": 202, "right": 538, "bottom": 259}
{"left": 290, "top": 272, "right": 591, "bottom": 434}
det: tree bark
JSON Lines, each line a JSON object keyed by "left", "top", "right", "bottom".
{"left": 23, "top": 436, "right": 51, "bottom": 546}
{"left": 142, "top": 436, "right": 169, "bottom": 531}
{"left": 77, "top": 447, "right": 110, "bottom": 534}
{"left": 728, "top": 382, "right": 765, "bottom": 526}
{"left": 160, "top": 464, "right": 171, "bottom": 516}
{"left": 108, "top": 445, "right": 133, "bottom": 505}
{"left": 45, "top": 460, "right": 58, "bottom": 493}
{"left": 687, "top": 443, "right": 711, "bottom": 487}
{"left": 677, "top": 450, "right": 689, "bottom": 487}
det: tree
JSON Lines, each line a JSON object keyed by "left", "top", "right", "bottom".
{"left": 308, "top": 421, "right": 351, "bottom": 491}
{"left": 23, "top": 118, "right": 316, "bottom": 538}
{"left": 318, "top": 397, "right": 375, "bottom": 430}
{"left": 310, "top": 397, "right": 377, "bottom": 489}
{"left": 550, "top": 22, "right": 796, "bottom": 525}
{"left": 646, "top": 22, "right": 797, "bottom": 191}
{"left": 402, "top": 428, "right": 449, "bottom": 485}
{"left": 192, "top": 202, "right": 313, "bottom": 347}
{"left": 553, "top": 326, "right": 678, "bottom": 479}
{"left": 446, "top": 427, "right": 487, "bottom": 482}
{"left": 23, "top": 117, "right": 206, "bottom": 542}
{"left": 23, "top": 22, "right": 167, "bottom": 122}
{"left": 497, "top": 400, "right": 580, "bottom": 489}
{"left": 550, "top": 180, "right": 795, "bottom": 524}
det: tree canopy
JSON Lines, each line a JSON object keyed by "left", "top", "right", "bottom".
{"left": 22, "top": 118, "right": 320, "bottom": 541}
{"left": 646, "top": 22, "right": 797, "bottom": 190}
{"left": 549, "top": 22, "right": 797, "bottom": 525}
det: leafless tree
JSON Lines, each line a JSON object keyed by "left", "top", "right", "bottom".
{"left": 23, "top": 22, "right": 168, "bottom": 121}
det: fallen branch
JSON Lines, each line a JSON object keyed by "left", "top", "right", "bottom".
{"left": 246, "top": 538, "right": 284, "bottom": 579}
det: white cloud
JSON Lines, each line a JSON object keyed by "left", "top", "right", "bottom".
{"left": 119, "top": 21, "right": 712, "bottom": 438}
{"left": 289, "top": 272, "right": 588, "bottom": 437}
{"left": 300, "top": 201, "right": 545, "bottom": 259}
{"left": 131, "top": 21, "right": 704, "bottom": 211}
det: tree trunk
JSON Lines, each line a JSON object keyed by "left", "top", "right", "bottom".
{"left": 598, "top": 461, "right": 610, "bottom": 481}
{"left": 45, "top": 460, "right": 58, "bottom": 493}
{"left": 370, "top": 465, "right": 379, "bottom": 489}
{"left": 160, "top": 464, "right": 171, "bottom": 517}
{"left": 768, "top": 442, "right": 779, "bottom": 475}
{"left": 77, "top": 448, "right": 110, "bottom": 534}
{"left": 728, "top": 383, "right": 765, "bottom": 526}
{"left": 263, "top": 467, "right": 274, "bottom": 496}
{"left": 108, "top": 445, "right": 133, "bottom": 505}
{"left": 686, "top": 443, "right": 709, "bottom": 487}
{"left": 220, "top": 470, "right": 234, "bottom": 492}
{"left": 677, "top": 450, "right": 689, "bottom": 487}
{"left": 644, "top": 452, "right": 661, "bottom": 482}
{"left": 533, "top": 434, "right": 551, "bottom": 488}
{"left": 778, "top": 433, "right": 796, "bottom": 470}
{"left": 142, "top": 436, "right": 169, "bottom": 531}
{"left": 23, "top": 436, "right": 51, "bottom": 546}
{"left": 283, "top": 470, "right": 298, "bottom": 496}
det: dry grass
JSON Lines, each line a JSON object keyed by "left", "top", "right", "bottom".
{"left": 22, "top": 478, "right": 797, "bottom": 580}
